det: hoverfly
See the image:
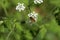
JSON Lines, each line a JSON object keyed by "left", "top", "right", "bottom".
{"left": 29, "top": 17, "right": 36, "bottom": 22}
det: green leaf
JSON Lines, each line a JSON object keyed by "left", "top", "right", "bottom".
{"left": 45, "top": 18, "right": 60, "bottom": 33}
{"left": 0, "top": 25, "right": 5, "bottom": 33}
{"left": 11, "top": 0, "right": 29, "bottom": 6}
{"left": 34, "top": 27, "right": 47, "bottom": 40}
{"left": 49, "top": 0, "right": 60, "bottom": 7}
{"left": 14, "top": 33, "right": 21, "bottom": 40}
{"left": 0, "top": 0, "right": 10, "bottom": 8}
{"left": 25, "top": 30, "right": 33, "bottom": 40}
{"left": 4, "top": 20, "right": 12, "bottom": 30}
{"left": 15, "top": 22, "right": 23, "bottom": 32}
{"left": 45, "top": 33, "right": 58, "bottom": 40}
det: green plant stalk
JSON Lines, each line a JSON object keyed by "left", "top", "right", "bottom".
{"left": 0, "top": 3, "right": 8, "bottom": 17}
{"left": 6, "top": 23, "right": 16, "bottom": 40}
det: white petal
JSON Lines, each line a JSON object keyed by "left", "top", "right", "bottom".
{"left": 28, "top": 14, "right": 30, "bottom": 17}
{"left": 16, "top": 7, "right": 18, "bottom": 10}
{"left": 37, "top": 1, "right": 41, "bottom": 4}
{"left": 21, "top": 6, "right": 25, "bottom": 10}
{"left": 39, "top": 0, "right": 43, "bottom": 3}
{"left": 21, "top": 8, "right": 24, "bottom": 10}
{"left": 34, "top": 0, "right": 37, "bottom": 4}
{"left": 19, "top": 9, "right": 21, "bottom": 12}
{"left": 0, "top": 21, "right": 3, "bottom": 24}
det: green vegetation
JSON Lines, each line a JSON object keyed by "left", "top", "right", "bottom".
{"left": 0, "top": 0, "right": 60, "bottom": 40}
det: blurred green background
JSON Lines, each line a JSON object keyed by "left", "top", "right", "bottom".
{"left": 0, "top": 0, "right": 60, "bottom": 40}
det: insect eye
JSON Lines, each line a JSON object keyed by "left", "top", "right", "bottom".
{"left": 30, "top": 17, "right": 35, "bottom": 22}
{"left": 30, "top": 17, "right": 33, "bottom": 19}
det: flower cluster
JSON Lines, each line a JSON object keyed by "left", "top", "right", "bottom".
{"left": 28, "top": 11, "right": 38, "bottom": 22}
{"left": 16, "top": 0, "right": 43, "bottom": 22}
{"left": 34, "top": 0, "right": 43, "bottom": 4}
{"left": 16, "top": 3, "right": 25, "bottom": 12}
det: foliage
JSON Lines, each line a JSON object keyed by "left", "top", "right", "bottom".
{"left": 0, "top": 0, "right": 60, "bottom": 40}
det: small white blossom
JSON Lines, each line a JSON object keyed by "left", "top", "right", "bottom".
{"left": 0, "top": 21, "right": 3, "bottom": 25}
{"left": 16, "top": 3, "right": 25, "bottom": 12}
{"left": 28, "top": 11, "right": 38, "bottom": 22}
{"left": 34, "top": 0, "right": 43, "bottom": 4}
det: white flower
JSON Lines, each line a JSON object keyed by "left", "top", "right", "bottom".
{"left": 28, "top": 11, "right": 38, "bottom": 22}
{"left": 34, "top": 0, "right": 43, "bottom": 4}
{"left": 16, "top": 3, "right": 25, "bottom": 12}
{"left": 0, "top": 21, "right": 3, "bottom": 25}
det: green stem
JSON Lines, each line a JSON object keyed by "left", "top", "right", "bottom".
{"left": 0, "top": 3, "right": 8, "bottom": 17}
